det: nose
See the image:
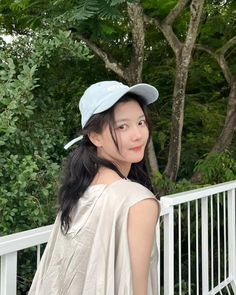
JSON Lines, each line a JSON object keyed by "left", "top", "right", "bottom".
{"left": 131, "top": 126, "right": 142, "bottom": 141}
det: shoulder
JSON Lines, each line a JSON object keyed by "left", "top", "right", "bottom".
{"left": 110, "top": 179, "right": 152, "bottom": 194}
{"left": 107, "top": 179, "right": 160, "bottom": 210}
{"left": 128, "top": 198, "right": 160, "bottom": 227}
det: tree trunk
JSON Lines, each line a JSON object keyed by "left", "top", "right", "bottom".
{"left": 147, "top": 137, "right": 159, "bottom": 173}
{"left": 163, "top": 57, "right": 187, "bottom": 180}
{"left": 191, "top": 79, "right": 236, "bottom": 183}
{"left": 125, "top": 2, "right": 144, "bottom": 85}
{"left": 211, "top": 79, "right": 236, "bottom": 153}
{"left": 126, "top": 2, "right": 159, "bottom": 173}
{"left": 163, "top": 0, "right": 204, "bottom": 181}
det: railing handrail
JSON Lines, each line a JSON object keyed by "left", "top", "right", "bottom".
{"left": 0, "top": 225, "right": 52, "bottom": 256}
{"left": 161, "top": 179, "right": 236, "bottom": 206}
{"left": 1, "top": 180, "right": 236, "bottom": 257}
{"left": 0, "top": 202, "right": 170, "bottom": 257}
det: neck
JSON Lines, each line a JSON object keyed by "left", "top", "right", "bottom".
{"left": 92, "top": 166, "right": 129, "bottom": 186}
{"left": 115, "top": 163, "right": 131, "bottom": 178}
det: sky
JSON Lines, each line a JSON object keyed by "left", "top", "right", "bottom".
{"left": 1, "top": 35, "right": 14, "bottom": 43}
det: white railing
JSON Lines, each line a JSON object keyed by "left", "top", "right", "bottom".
{"left": 0, "top": 225, "right": 52, "bottom": 295}
{"left": 159, "top": 180, "right": 236, "bottom": 295}
{"left": 0, "top": 180, "right": 236, "bottom": 295}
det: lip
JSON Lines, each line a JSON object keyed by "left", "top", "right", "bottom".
{"left": 130, "top": 145, "right": 143, "bottom": 152}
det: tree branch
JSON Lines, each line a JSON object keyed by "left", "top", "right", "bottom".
{"left": 72, "top": 33, "right": 126, "bottom": 80}
{"left": 144, "top": 0, "right": 189, "bottom": 55}
{"left": 218, "top": 35, "right": 236, "bottom": 55}
{"left": 143, "top": 14, "right": 162, "bottom": 31}
{"left": 143, "top": 14, "right": 182, "bottom": 56}
{"left": 182, "top": 0, "right": 205, "bottom": 60}
{"left": 164, "top": 0, "right": 190, "bottom": 25}
{"left": 217, "top": 54, "right": 233, "bottom": 84}
{"left": 195, "top": 44, "right": 215, "bottom": 57}
{"left": 196, "top": 42, "right": 234, "bottom": 84}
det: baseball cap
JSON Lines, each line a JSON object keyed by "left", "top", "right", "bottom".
{"left": 64, "top": 80, "right": 159, "bottom": 150}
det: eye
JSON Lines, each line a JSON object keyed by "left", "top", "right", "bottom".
{"left": 138, "top": 119, "right": 146, "bottom": 126}
{"left": 117, "top": 124, "right": 128, "bottom": 130}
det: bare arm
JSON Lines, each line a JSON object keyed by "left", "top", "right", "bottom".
{"left": 128, "top": 198, "right": 160, "bottom": 295}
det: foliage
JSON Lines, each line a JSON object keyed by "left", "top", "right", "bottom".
{"left": 0, "top": 29, "right": 90, "bottom": 235}
{"left": 152, "top": 171, "right": 204, "bottom": 197}
{"left": 153, "top": 151, "right": 236, "bottom": 195}
{"left": 0, "top": 0, "right": 136, "bottom": 34}
{"left": 194, "top": 151, "right": 236, "bottom": 184}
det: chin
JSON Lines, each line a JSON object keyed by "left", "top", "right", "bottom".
{"left": 128, "top": 155, "right": 144, "bottom": 163}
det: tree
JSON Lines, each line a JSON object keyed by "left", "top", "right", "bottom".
{"left": 191, "top": 0, "right": 236, "bottom": 182}
{"left": 0, "top": 0, "right": 236, "bottom": 184}
{"left": 144, "top": 0, "right": 205, "bottom": 180}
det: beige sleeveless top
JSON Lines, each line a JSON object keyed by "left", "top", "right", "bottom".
{"left": 29, "top": 179, "right": 159, "bottom": 295}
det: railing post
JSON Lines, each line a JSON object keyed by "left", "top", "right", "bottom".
{"left": 228, "top": 188, "right": 236, "bottom": 292}
{"left": 0, "top": 252, "right": 17, "bottom": 295}
{"left": 156, "top": 220, "right": 161, "bottom": 295}
{"left": 201, "top": 197, "right": 209, "bottom": 295}
{"left": 164, "top": 205, "right": 174, "bottom": 295}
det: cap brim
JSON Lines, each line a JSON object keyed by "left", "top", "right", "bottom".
{"left": 128, "top": 83, "right": 159, "bottom": 105}
{"left": 94, "top": 83, "right": 158, "bottom": 115}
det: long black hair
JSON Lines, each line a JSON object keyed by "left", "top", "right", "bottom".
{"left": 58, "top": 93, "right": 153, "bottom": 234}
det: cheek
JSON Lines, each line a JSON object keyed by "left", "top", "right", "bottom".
{"left": 113, "top": 131, "right": 122, "bottom": 145}
{"left": 114, "top": 135, "right": 126, "bottom": 153}
{"left": 143, "top": 126, "right": 149, "bottom": 140}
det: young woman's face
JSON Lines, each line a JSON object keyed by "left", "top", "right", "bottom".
{"left": 96, "top": 99, "right": 149, "bottom": 171}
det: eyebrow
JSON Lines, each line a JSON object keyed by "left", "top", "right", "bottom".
{"left": 115, "top": 115, "right": 145, "bottom": 123}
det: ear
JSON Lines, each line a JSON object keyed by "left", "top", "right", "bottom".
{"left": 88, "top": 132, "right": 103, "bottom": 147}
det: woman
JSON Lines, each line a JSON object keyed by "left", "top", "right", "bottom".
{"left": 29, "top": 80, "right": 161, "bottom": 295}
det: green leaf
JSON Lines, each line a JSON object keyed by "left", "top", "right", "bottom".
{"left": 7, "top": 58, "right": 15, "bottom": 70}
{"left": 106, "top": 0, "right": 127, "bottom": 6}
{"left": 69, "top": 0, "right": 99, "bottom": 20}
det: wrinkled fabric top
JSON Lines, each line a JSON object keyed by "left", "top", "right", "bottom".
{"left": 28, "top": 179, "right": 159, "bottom": 295}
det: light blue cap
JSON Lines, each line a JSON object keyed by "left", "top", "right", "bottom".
{"left": 64, "top": 80, "right": 159, "bottom": 149}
